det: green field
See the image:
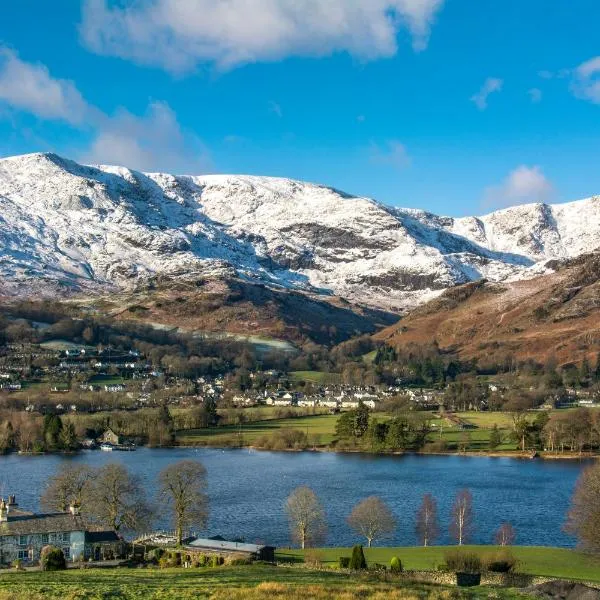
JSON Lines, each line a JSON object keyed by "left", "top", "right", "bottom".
{"left": 289, "top": 371, "right": 342, "bottom": 384}
{"left": 176, "top": 413, "right": 341, "bottom": 445}
{"left": 277, "top": 546, "right": 600, "bottom": 583}
{"left": 0, "top": 563, "right": 532, "bottom": 600}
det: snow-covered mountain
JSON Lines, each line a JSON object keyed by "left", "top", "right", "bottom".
{"left": 1, "top": 152, "right": 599, "bottom": 311}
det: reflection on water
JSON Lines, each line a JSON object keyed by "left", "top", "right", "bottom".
{"left": 0, "top": 449, "right": 588, "bottom": 547}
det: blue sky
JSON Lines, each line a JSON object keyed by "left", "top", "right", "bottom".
{"left": 1, "top": 0, "right": 600, "bottom": 216}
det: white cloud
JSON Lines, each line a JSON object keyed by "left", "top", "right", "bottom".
{"left": 83, "top": 102, "right": 211, "bottom": 173}
{"left": 80, "top": 0, "right": 445, "bottom": 73}
{"left": 369, "top": 139, "right": 411, "bottom": 169}
{"left": 0, "top": 49, "right": 209, "bottom": 173}
{"left": 0, "top": 47, "right": 91, "bottom": 125}
{"left": 484, "top": 165, "right": 555, "bottom": 209}
{"left": 570, "top": 56, "right": 600, "bottom": 104}
{"left": 470, "top": 77, "right": 503, "bottom": 110}
{"left": 528, "top": 88, "right": 542, "bottom": 103}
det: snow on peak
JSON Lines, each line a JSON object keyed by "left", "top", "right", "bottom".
{"left": 0, "top": 152, "right": 599, "bottom": 311}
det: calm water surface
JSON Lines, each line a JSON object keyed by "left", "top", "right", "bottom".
{"left": 0, "top": 449, "right": 589, "bottom": 548}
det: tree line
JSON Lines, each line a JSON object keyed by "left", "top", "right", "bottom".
{"left": 285, "top": 486, "right": 516, "bottom": 549}
{"left": 41, "top": 461, "right": 208, "bottom": 545}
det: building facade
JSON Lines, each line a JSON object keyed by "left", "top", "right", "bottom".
{"left": 0, "top": 496, "right": 123, "bottom": 565}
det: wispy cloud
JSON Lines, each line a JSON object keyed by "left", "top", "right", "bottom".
{"left": 0, "top": 48, "right": 209, "bottom": 173}
{"left": 369, "top": 139, "right": 411, "bottom": 169}
{"left": 483, "top": 165, "right": 554, "bottom": 209}
{"left": 528, "top": 88, "right": 542, "bottom": 103}
{"left": 269, "top": 101, "right": 283, "bottom": 118}
{"left": 79, "top": 0, "right": 446, "bottom": 74}
{"left": 470, "top": 77, "right": 503, "bottom": 110}
{"left": 570, "top": 56, "right": 600, "bottom": 104}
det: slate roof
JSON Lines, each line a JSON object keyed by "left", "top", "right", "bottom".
{"left": 0, "top": 512, "right": 90, "bottom": 536}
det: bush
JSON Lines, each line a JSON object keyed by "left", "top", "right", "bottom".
{"left": 349, "top": 545, "right": 367, "bottom": 570}
{"left": 484, "top": 549, "right": 518, "bottom": 573}
{"left": 338, "top": 556, "right": 351, "bottom": 569}
{"left": 444, "top": 550, "right": 482, "bottom": 574}
{"left": 210, "top": 554, "right": 224, "bottom": 567}
{"left": 12, "top": 559, "right": 24, "bottom": 570}
{"left": 304, "top": 550, "right": 325, "bottom": 566}
{"left": 146, "top": 548, "right": 164, "bottom": 563}
{"left": 40, "top": 545, "right": 66, "bottom": 571}
{"left": 226, "top": 557, "right": 252, "bottom": 566}
{"left": 390, "top": 556, "right": 403, "bottom": 573}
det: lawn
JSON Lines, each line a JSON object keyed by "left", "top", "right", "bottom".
{"left": 277, "top": 546, "right": 600, "bottom": 583}
{"left": 0, "top": 564, "right": 528, "bottom": 600}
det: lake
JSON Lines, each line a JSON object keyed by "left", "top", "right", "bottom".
{"left": 0, "top": 449, "right": 589, "bottom": 548}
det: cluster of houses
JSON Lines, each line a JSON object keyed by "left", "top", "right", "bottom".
{"left": 230, "top": 384, "right": 444, "bottom": 411}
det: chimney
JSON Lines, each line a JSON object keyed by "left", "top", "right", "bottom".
{"left": 69, "top": 502, "right": 81, "bottom": 516}
{"left": 0, "top": 499, "right": 8, "bottom": 522}
{"left": 8, "top": 495, "right": 16, "bottom": 507}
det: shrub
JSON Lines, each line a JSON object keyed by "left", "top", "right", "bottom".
{"left": 210, "top": 555, "right": 224, "bottom": 567}
{"left": 304, "top": 550, "right": 325, "bottom": 566}
{"left": 12, "top": 559, "right": 24, "bottom": 570}
{"left": 338, "top": 556, "right": 351, "bottom": 569}
{"left": 390, "top": 556, "right": 403, "bottom": 573}
{"left": 40, "top": 545, "right": 66, "bottom": 571}
{"left": 146, "top": 548, "right": 164, "bottom": 563}
{"left": 444, "top": 550, "right": 482, "bottom": 574}
{"left": 484, "top": 549, "right": 518, "bottom": 573}
{"left": 349, "top": 545, "right": 367, "bottom": 570}
{"left": 227, "top": 557, "right": 253, "bottom": 566}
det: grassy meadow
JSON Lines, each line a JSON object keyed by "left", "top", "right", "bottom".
{"left": 277, "top": 546, "right": 600, "bottom": 583}
{"left": 0, "top": 564, "right": 530, "bottom": 600}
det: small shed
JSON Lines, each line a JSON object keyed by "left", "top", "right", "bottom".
{"left": 183, "top": 537, "right": 275, "bottom": 562}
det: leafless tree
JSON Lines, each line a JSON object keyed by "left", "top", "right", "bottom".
{"left": 87, "top": 463, "right": 153, "bottom": 534}
{"left": 415, "top": 493, "right": 439, "bottom": 547}
{"left": 347, "top": 496, "right": 396, "bottom": 547}
{"left": 285, "top": 486, "right": 327, "bottom": 549}
{"left": 494, "top": 522, "right": 516, "bottom": 546}
{"left": 565, "top": 463, "right": 600, "bottom": 552}
{"left": 40, "top": 464, "right": 94, "bottom": 513}
{"left": 450, "top": 489, "right": 474, "bottom": 545}
{"left": 158, "top": 460, "right": 209, "bottom": 545}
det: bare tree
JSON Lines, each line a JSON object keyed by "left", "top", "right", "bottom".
{"left": 87, "top": 463, "right": 153, "bottom": 534}
{"left": 285, "top": 486, "right": 327, "bottom": 549}
{"left": 158, "top": 460, "right": 209, "bottom": 545}
{"left": 415, "top": 493, "right": 439, "bottom": 547}
{"left": 494, "top": 522, "right": 516, "bottom": 546}
{"left": 40, "top": 464, "right": 94, "bottom": 513}
{"left": 565, "top": 463, "right": 600, "bottom": 552}
{"left": 450, "top": 489, "right": 474, "bottom": 545}
{"left": 347, "top": 496, "right": 396, "bottom": 547}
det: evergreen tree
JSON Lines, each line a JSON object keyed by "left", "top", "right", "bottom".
{"left": 349, "top": 545, "right": 367, "bottom": 570}
{"left": 43, "top": 414, "right": 63, "bottom": 451}
{"left": 354, "top": 401, "right": 369, "bottom": 438}
{"left": 489, "top": 424, "right": 502, "bottom": 450}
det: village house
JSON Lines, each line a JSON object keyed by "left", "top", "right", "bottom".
{"left": 0, "top": 496, "right": 124, "bottom": 565}
{"left": 98, "top": 428, "right": 122, "bottom": 445}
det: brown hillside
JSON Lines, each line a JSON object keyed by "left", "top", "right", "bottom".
{"left": 106, "top": 278, "right": 399, "bottom": 346}
{"left": 375, "top": 253, "right": 600, "bottom": 367}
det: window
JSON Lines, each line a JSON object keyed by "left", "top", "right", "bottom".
{"left": 61, "top": 532, "right": 70, "bottom": 543}
{"left": 63, "top": 547, "right": 70, "bottom": 559}
{"left": 17, "top": 550, "right": 28, "bottom": 560}
{"left": 41, "top": 534, "right": 49, "bottom": 544}
{"left": 18, "top": 535, "right": 27, "bottom": 546}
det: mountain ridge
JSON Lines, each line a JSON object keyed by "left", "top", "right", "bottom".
{"left": 1, "top": 151, "right": 599, "bottom": 311}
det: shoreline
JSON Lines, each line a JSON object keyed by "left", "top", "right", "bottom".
{"left": 9, "top": 445, "right": 599, "bottom": 461}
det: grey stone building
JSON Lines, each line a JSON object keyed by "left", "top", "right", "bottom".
{"left": 0, "top": 496, "right": 124, "bottom": 565}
